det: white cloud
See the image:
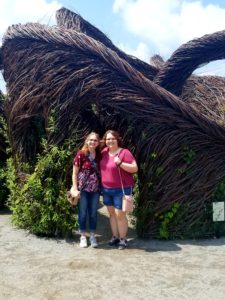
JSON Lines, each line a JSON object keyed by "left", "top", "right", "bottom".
{"left": 0, "top": 0, "right": 62, "bottom": 92}
{"left": 0, "top": 0, "right": 62, "bottom": 43}
{"left": 113, "top": 0, "right": 225, "bottom": 60}
{"left": 118, "top": 41, "right": 151, "bottom": 62}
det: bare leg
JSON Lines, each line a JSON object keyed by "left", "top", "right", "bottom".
{"left": 115, "top": 209, "right": 128, "bottom": 239}
{"left": 107, "top": 206, "right": 119, "bottom": 237}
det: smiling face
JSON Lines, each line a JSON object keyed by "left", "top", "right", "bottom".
{"left": 86, "top": 133, "right": 99, "bottom": 151}
{"left": 105, "top": 132, "right": 119, "bottom": 150}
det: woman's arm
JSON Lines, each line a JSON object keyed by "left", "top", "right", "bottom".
{"left": 114, "top": 154, "right": 138, "bottom": 173}
{"left": 118, "top": 160, "right": 138, "bottom": 173}
{"left": 72, "top": 165, "right": 80, "bottom": 190}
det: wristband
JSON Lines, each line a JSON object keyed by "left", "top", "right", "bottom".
{"left": 117, "top": 161, "right": 122, "bottom": 167}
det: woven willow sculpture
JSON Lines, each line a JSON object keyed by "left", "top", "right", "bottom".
{"left": 1, "top": 7, "right": 225, "bottom": 237}
{"left": 0, "top": 91, "right": 7, "bottom": 164}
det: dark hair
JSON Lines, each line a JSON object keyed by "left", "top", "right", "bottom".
{"left": 102, "top": 130, "right": 123, "bottom": 147}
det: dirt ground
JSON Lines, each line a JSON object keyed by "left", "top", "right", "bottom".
{"left": 1, "top": 203, "right": 225, "bottom": 300}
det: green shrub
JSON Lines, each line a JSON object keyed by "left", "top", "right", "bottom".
{"left": 0, "top": 95, "right": 9, "bottom": 208}
{"left": 158, "top": 202, "right": 180, "bottom": 239}
{"left": 0, "top": 166, "right": 9, "bottom": 208}
{"left": 6, "top": 142, "right": 78, "bottom": 237}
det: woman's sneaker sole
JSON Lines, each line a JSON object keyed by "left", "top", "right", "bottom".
{"left": 118, "top": 239, "right": 128, "bottom": 250}
{"left": 90, "top": 236, "right": 98, "bottom": 248}
{"left": 80, "top": 236, "right": 88, "bottom": 248}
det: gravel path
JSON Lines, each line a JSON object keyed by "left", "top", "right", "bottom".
{"left": 1, "top": 205, "right": 225, "bottom": 300}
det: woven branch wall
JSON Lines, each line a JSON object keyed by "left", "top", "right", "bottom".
{"left": 1, "top": 7, "right": 225, "bottom": 238}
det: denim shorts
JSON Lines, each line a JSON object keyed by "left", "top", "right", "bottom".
{"left": 102, "top": 187, "right": 132, "bottom": 210}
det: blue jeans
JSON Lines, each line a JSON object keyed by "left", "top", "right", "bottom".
{"left": 102, "top": 187, "right": 132, "bottom": 210}
{"left": 78, "top": 191, "right": 100, "bottom": 232}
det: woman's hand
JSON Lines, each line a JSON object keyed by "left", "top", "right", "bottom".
{"left": 118, "top": 160, "right": 138, "bottom": 173}
{"left": 71, "top": 187, "right": 80, "bottom": 198}
{"left": 114, "top": 155, "right": 122, "bottom": 166}
{"left": 114, "top": 154, "right": 138, "bottom": 173}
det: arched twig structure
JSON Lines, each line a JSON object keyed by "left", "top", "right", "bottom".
{"left": 56, "top": 7, "right": 158, "bottom": 80}
{"left": 0, "top": 91, "right": 7, "bottom": 164}
{"left": 1, "top": 9, "right": 225, "bottom": 237}
{"left": 181, "top": 75, "right": 225, "bottom": 125}
{"left": 154, "top": 30, "right": 225, "bottom": 96}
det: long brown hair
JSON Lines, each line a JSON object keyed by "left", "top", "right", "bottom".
{"left": 81, "top": 132, "right": 100, "bottom": 156}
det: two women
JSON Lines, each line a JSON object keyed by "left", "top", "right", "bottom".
{"left": 72, "top": 130, "right": 137, "bottom": 250}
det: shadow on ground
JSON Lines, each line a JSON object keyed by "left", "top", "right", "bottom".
{"left": 1, "top": 203, "right": 225, "bottom": 253}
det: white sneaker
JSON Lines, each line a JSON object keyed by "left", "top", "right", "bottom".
{"left": 80, "top": 236, "right": 87, "bottom": 248}
{"left": 89, "top": 235, "right": 98, "bottom": 248}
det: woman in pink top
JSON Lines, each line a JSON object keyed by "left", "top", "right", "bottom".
{"left": 100, "top": 130, "right": 138, "bottom": 250}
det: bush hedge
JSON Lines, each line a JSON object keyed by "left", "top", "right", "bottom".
{"left": 6, "top": 141, "right": 78, "bottom": 237}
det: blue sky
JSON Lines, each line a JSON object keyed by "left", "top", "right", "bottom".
{"left": 59, "top": 0, "right": 225, "bottom": 52}
{"left": 0, "top": 0, "right": 225, "bottom": 91}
